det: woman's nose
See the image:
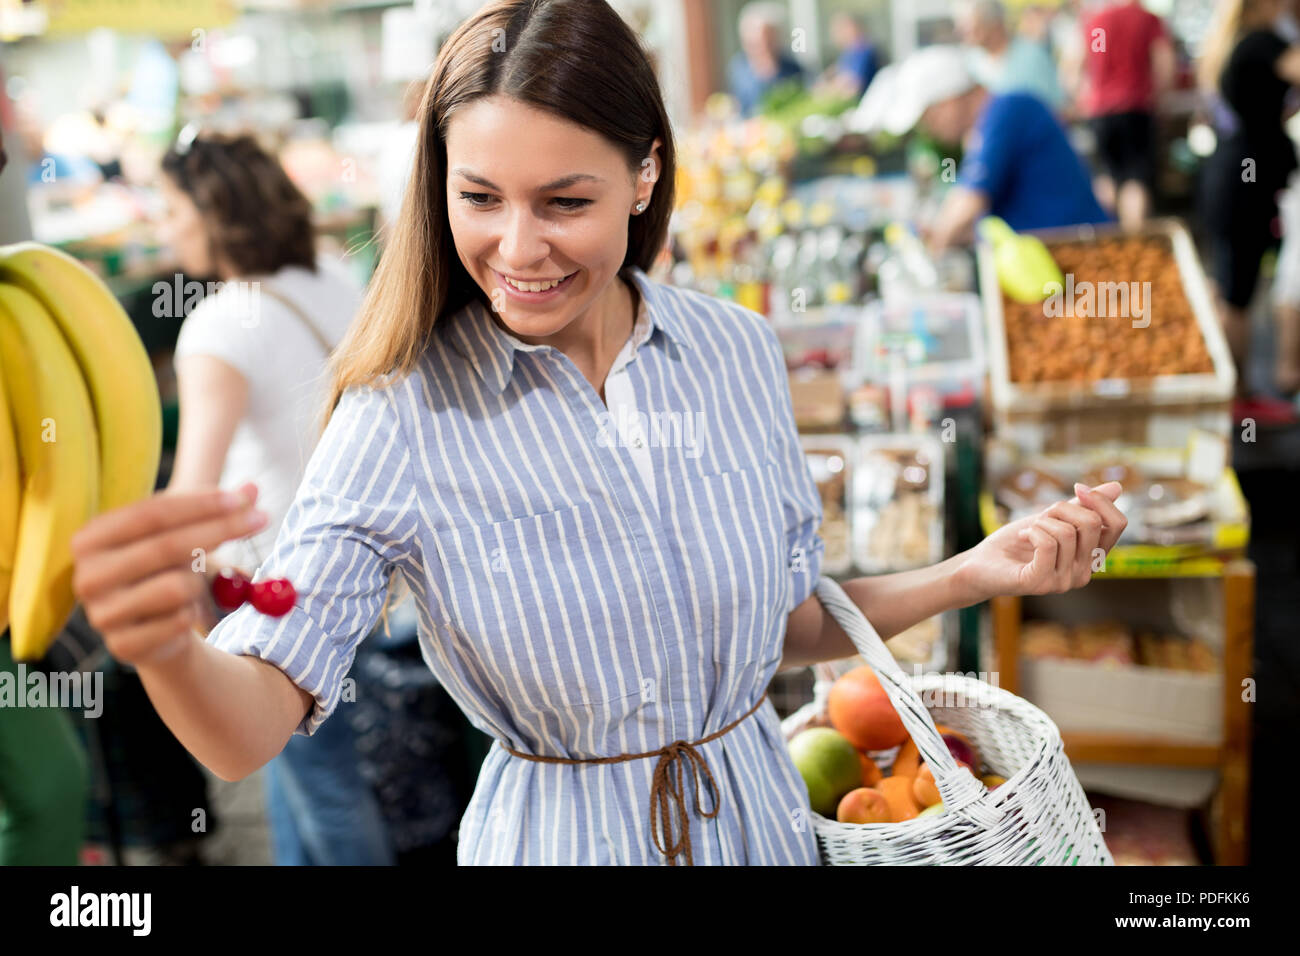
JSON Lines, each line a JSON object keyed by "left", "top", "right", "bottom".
{"left": 497, "top": 208, "right": 550, "bottom": 269}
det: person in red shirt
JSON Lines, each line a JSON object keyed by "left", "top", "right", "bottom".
{"left": 1076, "top": 0, "right": 1176, "bottom": 230}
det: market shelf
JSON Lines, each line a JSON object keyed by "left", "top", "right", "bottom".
{"left": 990, "top": 558, "right": 1255, "bottom": 865}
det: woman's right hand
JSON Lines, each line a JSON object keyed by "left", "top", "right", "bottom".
{"left": 71, "top": 482, "right": 269, "bottom": 667}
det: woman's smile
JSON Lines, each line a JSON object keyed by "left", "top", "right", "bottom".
{"left": 494, "top": 268, "right": 580, "bottom": 303}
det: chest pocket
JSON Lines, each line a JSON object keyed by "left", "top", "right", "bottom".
{"left": 680, "top": 460, "right": 790, "bottom": 673}
{"left": 429, "top": 500, "right": 643, "bottom": 714}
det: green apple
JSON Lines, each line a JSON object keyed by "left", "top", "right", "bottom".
{"left": 788, "top": 728, "right": 861, "bottom": 816}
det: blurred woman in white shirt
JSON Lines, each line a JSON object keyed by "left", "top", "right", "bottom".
{"left": 156, "top": 130, "right": 388, "bottom": 865}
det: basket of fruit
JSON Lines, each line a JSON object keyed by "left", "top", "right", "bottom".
{"left": 781, "top": 578, "right": 1112, "bottom": 865}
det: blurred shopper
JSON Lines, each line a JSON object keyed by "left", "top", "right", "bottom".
{"left": 0, "top": 123, "right": 90, "bottom": 866}
{"left": 861, "top": 45, "right": 1108, "bottom": 252}
{"left": 15, "top": 99, "right": 101, "bottom": 189}
{"left": 956, "top": 0, "right": 1066, "bottom": 112}
{"left": 814, "top": 11, "right": 879, "bottom": 100}
{"left": 728, "top": 1, "right": 804, "bottom": 116}
{"left": 157, "top": 129, "right": 390, "bottom": 865}
{"left": 1197, "top": 0, "right": 1300, "bottom": 385}
{"left": 1270, "top": 0, "right": 1300, "bottom": 395}
{"left": 1076, "top": 0, "right": 1176, "bottom": 230}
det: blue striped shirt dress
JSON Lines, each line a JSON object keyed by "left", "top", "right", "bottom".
{"left": 206, "top": 266, "right": 828, "bottom": 865}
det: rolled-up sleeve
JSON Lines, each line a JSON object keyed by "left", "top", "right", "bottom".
{"left": 205, "top": 382, "right": 421, "bottom": 736}
{"left": 753, "top": 318, "right": 825, "bottom": 614}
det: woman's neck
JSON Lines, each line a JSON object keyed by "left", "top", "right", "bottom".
{"left": 499, "top": 271, "right": 636, "bottom": 395}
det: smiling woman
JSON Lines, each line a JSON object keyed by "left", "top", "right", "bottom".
{"left": 324, "top": 0, "right": 676, "bottom": 418}
{"left": 69, "top": 0, "right": 1128, "bottom": 870}
{"left": 442, "top": 95, "right": 661, "bottom": 362}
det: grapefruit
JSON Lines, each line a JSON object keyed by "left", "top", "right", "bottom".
{"left": 788, "top": 727, "right": 862, "bottom": 817}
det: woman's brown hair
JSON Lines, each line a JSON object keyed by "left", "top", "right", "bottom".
{"left": 161, "top": 132, "right": 317, "bottom": 276}
{"left": 321, "top": 0, "right": 677, "bottom": 426}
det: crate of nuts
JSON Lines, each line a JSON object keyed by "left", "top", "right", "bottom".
{"left": 977, "top": 219, "right": 1236, "bottom": 454}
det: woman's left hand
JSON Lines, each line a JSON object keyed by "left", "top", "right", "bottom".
{"left": 957, "top": 481, "right": 1128, "bottom": 602}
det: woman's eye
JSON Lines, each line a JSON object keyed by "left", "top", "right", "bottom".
{"left": 551, "top": 197, "right": 593, "bottom": 210}
{"left": 459, "top": 191, "right": 494, "bottom": 206}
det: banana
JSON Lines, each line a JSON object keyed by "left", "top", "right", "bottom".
{"left": 0, "top": 361, "right": 19, "bottom": 636}
{"left": 0, "top": 283, "right": 100, "bottom": 661}
{"left": 0, "top": 242, "right": 161, "bottom": 514}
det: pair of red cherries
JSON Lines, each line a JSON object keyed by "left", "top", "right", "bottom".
{"left": 211, "top": 568, "right": 297, "bottom": 617}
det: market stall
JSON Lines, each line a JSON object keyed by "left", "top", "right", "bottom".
{"left": 667, "top": 92, "right": 1255, "bottom": 865}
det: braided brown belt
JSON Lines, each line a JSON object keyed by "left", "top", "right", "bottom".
{"left": 499, "top": 691, "right": 769, "bottom": 866}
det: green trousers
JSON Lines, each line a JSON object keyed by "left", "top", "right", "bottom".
{"left": 0, "top": 635, "right": 88, "bottom": 865}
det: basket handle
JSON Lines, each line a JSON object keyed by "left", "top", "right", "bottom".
{"left": 814, "top": 577, "right": 1003, "bottom": 826}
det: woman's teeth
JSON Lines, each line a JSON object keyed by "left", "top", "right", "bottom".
{"left": 503, "top": 275, "right": 567, "bottom": 292}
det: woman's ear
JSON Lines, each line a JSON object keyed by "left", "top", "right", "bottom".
{"left": 634, "top": 137, "right": 663, "bottom": 212}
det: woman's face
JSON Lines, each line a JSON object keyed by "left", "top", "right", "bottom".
{"left": 444, "top": 95, "right": 655, "bottom": 340}
{"left": 158, "top": 175, "right": 217, "bottom": 277}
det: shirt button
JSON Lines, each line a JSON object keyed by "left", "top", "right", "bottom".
{"left": 632, "top": 435, "right": 644, "bottom": 448}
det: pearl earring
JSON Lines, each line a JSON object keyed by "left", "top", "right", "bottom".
{"left": 634, "top": 201, "right": 646, "bottom": 213}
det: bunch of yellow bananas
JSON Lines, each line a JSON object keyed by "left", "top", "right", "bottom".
{"left": 0, "top": 243, "right": 162, "bottom": 661}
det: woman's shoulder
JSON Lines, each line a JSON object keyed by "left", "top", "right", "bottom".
{"left": 173, "top": 278, "right": 256, "bottom": 348}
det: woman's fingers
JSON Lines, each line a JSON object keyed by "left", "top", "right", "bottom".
{"left": 1015, "top": 481, "right": 1129, "bottom": 596}
{"left": 68, "top": 483, "right": 265, "bottom": 668}
{"left": 1019, "top": 524, "right": 1057, "bottom": 588}
{"left": 106, "top": 605, "right": 202, "bottom": 667}
{"left": 1034, "top": 515, "right": 1077, "bottom": 585}
{"left": 71, "top": 483, "right": 257, "bottom": 558}
{"left": 1045, "top": 498, "right": 1104, "bottom": 584}
{"left": 74, "top": 502, "right": 268, "bottom": 600}
{"left": 84, "top": 567, "right": 208, "bottom": 635}
{"left": 1076, "top": 482, "right": 1129, "bottom": 552}
{"left": 1083, "top": 480, "right": 1123, "bottom": 503}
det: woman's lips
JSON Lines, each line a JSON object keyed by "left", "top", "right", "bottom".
{"left": 494, "top": 269, "right": 577, "bottom": 303}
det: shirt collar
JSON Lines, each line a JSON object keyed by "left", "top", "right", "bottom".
{"left": 443, "top": 266, "right": 694, "bottom": 396}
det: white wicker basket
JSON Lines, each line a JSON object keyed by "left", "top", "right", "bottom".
{"left": 781, "top": 578, "right": 1113, "bottom": 865}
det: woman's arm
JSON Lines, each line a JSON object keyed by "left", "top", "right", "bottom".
{"left": 926, "top": 186, "right": 990, "bottom": 256}
{"left": 1276, "top": 44, "right": 1300, "bottom": 87}
{"left": 72, "top": 486, "right": 314, "bottom": 781}
{"left": 133, "top": 630, "right": 315, "bottom": 782}
{"left": 781, "top": 553, "right": 971, "bottom": 669}
{"left": 781, "top": 482, "right": 1127, "bottom": 669}
{"left": 168, "top": 354, "right": 249, "bottom": 491}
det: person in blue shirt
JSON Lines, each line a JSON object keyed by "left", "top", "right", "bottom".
{"left": 867, "top": 45, "right": 1109, "bottom": 252}
{"left": 727, "top": 1, "right": 805, "bottom": 116}
{"left": 815, "top": 11, "right": 879, "bottom": 100}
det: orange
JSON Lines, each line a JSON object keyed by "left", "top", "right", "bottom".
{"left": 858, "top": 751, "right": 883, "bottom": 786}
{"left": 913, "top": 764, "right": 941, "bottom": 808}
{"left": 877, "top": 775, "right": 919, "bottom": 822}
{"left": 828, "top": 666, "right": 909, "bottom": 751}
{"left": 891, "top": 738, "right": 921, "bottom": 778}
{"left": 837, "top": 787, "right": 891, "bottom": 824}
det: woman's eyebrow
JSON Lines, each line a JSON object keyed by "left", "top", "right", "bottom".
{"left": 451, "top": 168, "right": 605, "bottom": 191}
